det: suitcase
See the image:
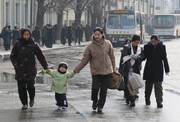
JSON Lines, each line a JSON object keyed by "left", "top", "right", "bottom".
{"left": 129, "top": 72, "right": 144, "bottom": 90}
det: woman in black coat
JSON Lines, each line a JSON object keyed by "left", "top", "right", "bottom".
{"left": 119, "top": 35, "right": 144, "bottom": 107}
{"left": 143, "top": 35, "right": 170, "bottom": 108}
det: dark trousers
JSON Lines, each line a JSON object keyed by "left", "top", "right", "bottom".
{"left": 55, "top": 93, "right": 68, "bottom": 107}
{"left": 75, "top": 37, "right": 81, "bottom": 45}
{"left": 68, "top": 38, "right": 72, "bottom": 46}
{"left": 17, "top": 80, "right": 35, "bottom": 105}
{"left": 145, "top": 81, "right": 163, "bottom": 103}
{"left": 91, "top": 75, "right": 109, "bottom": 108}
{"left": 124, "top": 77, "right": 135, "bottom": 102}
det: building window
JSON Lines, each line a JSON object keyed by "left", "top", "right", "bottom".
{"left": 16, "top": 3, "right": 20, "bottom": 25}
{"left": 5, "top": 2, "right": 10, "bottom": 24}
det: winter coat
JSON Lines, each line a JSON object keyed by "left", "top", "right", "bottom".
{"left": 66, "top": 27, "right": 72, "bottom": 39}
{"left": 143, "top": 41, "right": 170, "bottom": 82}
{"left": 43, "top": 69, "right": 75, "bottom": 94}
{"left": 10, "top": 38, "right": 48, "bottom": 81}
{"left": 119, "top": 43, "right": 144, "bottom": 77}
{"left": 61, "top": 27, "right": 67, "bottom": 40}
{"left": 32, "top": 29, "right": 41, "bottom": 41}
{"left": 12, "top": 30, "right": 20, "bottom": 45}
{"left": 74, "top": 38, "right": 116, "bottom": 75}
{"left": 2, "top": 29, "right": 12, "bottom": 46}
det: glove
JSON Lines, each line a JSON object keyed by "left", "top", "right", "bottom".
{"left": 129, "top": 68, "right": 133, "bottom": 73}
{"left": 132, "top": 55, "right": 138, "bottom": 60}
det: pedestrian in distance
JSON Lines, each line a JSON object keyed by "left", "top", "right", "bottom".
{"left": 42, "top": 62, "right": 76, "bottom": 110}
{"left": 61, "top": 25, "right": 67, "bottom": 45}
{"left": 74, "top": 27, "right": 116, "bottom": 113}
{"left": 66, "top": 26, "right": 73, "bottom": 46}
{"left": 143, "top": 34, "right": 170, "bottom": 108}
{"left": 75, "top": 25, "right": 82, "bottom": 45}
{"left": 10, "top": 29, "right": 48, "bottom": 110}
{"left": 119, "top": 35, "right": 144, "bottom": 107}
{"left": 85, "top": 24, "right": 91, "bottom": 41}
{"left": 32, "top": 26, "right": 41, "bottom": 44}
{"left": 12, "top": 26, "right": 21, "bottom": 46}
{"left": 2, "top": 25, "right": 12, "bottom": 51}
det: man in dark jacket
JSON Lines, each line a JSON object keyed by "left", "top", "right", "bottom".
{"left": 12, "top": 26, "right": 21, "bottom": 46}
{"left": 75, "top": 25, "right": 82, "bottom": 45}
{"left": 10, "top": 29, "right": 48, "bottom": 110}
{"left": 32, "top": 27, "right": 41, "bottom": 44}
{"left": 46, "top": 24, "right": 55, "bottom": 48}
{"left": 119, "top": 35, "right": 144, "bottom": 107}
{"left": 66, "top": 26, "right": 72, "bottom": 46}
{"left": 143, "top": 34, "right": 170, "bottom": 108}
{"left": 61, "top": 25, "right": 67, "bottom": 45}
{"left": 2, "top": 26, "right": 12, "bottom": 50}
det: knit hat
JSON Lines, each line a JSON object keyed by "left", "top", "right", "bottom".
{"left": 58, "top": 62, "right": 68, "bottom": 69}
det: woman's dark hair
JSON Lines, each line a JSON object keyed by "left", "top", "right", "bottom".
{"left": 150, "top": 34, "right": 159, "bottom": 41}
{"left": 131, "top": 35, "right": 140, "bottom": 42}
{"left": 21, "top": 29, "right": 32, "bottom": 37}
{"left": 94, "top": 27, "right": 103, "bottom": 34}
{"left": 125, "top": 38, "right": 131, "bottom": 44}
{"left": 93, "top": 27, "right": 105, "bottom": 39}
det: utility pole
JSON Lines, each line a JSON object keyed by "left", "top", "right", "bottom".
{"left": 122, "top": 0, "right": 124, "bottom": 9}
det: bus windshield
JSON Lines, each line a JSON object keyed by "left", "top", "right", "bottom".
{"left": 107, "top": 13, "right": 135, "bottom": 29}
{"left": 154, "top": 15, "right": 174, "bottom": 29}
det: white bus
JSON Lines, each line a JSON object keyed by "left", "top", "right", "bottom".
{"left": 105, "top": 9, "right": 145, "bottom": 47}
{"left": 154, "top": 14, "right": 180, "bottom": 38}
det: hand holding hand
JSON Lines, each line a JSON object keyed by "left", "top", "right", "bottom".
{"left": 46, "top": 69, "right": 50, "bottom": 73}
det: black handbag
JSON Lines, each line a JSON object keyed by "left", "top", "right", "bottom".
{"left": 117, "top": 79, "right": 125, "bottom": 91}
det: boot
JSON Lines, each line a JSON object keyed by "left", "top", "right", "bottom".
{"left": 22, "top": 105, "right": 28, "bottom": 110}
{"left": 157, "top": 102, "right": 163, "bottom": 108}
{"left": 29, "top": 99, "right": 34, "bottom": 107}
{"left": 130, "top": 101, "right": 135, "bottom": 107}
{"left": 146, "top": 99, "right": 151, "bottom": 105}
{"left": 92, "top": 101, "right": 97, "bottom": 110}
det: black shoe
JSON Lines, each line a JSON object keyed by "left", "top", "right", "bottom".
{"left": 29, "top": 99, "right": 34, "bottom": 107}
{"left": 92, "top": 101, "right": 97, "bottom": 110}
{"left": 157, "top": 103, "right": 163, "bottom": 108}
{"left": 146, "top": 99, "right": 151, "bottom": 105}
{"left": 134, "top": 95, "right": 139, "bottom": 99}
{"left": 126, "top": 100, "right": 130, "bottom": 105}
{"left": 130, "top": 101, "right": 135, "bottom": 107}
{"left": 97, "top": 107, "right": 103, "bottom": 113}
{"left": 22, "top": 105, "right": 28, "bottom": 110}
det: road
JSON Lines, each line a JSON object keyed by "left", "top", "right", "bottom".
{"left": 0, "top": 39, "right": 180, "bottom": 122}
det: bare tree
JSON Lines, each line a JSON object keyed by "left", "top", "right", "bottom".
{"left": 71, "top": 0, "right": 92, "bottom": 27}
{"left": 36, "top": 0, "right": 55, "bottom": 29}
{"left": 53, "top": 0, "right": 73, "bottom": 40}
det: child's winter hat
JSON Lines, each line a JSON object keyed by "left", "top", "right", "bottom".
{"left": 58, "top": 62, "right": 68, "bottom": 69}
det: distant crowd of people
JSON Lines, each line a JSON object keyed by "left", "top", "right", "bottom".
{"left": 0, "top": 24, "right": 92, "bottom": 51}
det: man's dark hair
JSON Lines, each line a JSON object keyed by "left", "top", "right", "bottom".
{"left": 131, "top": 34, "right": 140, "bottom": 42}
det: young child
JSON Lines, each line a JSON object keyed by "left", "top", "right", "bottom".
{"left": 43, "top": 62, "right": 75, "bottom": 110}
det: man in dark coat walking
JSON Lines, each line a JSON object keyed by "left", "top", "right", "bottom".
{"left": 32, "top": 27, "right": 41, "bottom": 44}
{"left": 66, "top": 26, "right": 72, "bottom": 46}
{"left": 75, "top": 25, "right": 82, "bottom": 45}
{"left": 61, "top": 25, "right": 67, "bottom": 45}
{"left": 2, "top": 26, "right": 12, "bottom": 50}
{"left": 143, "top": 34, "right": 170, "bottom": 108}
{"left": 12, "top": 26, "right": 20, "bottom": 46}
{"left": 45, "top": 24, "right": 55, "bottom": 48}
